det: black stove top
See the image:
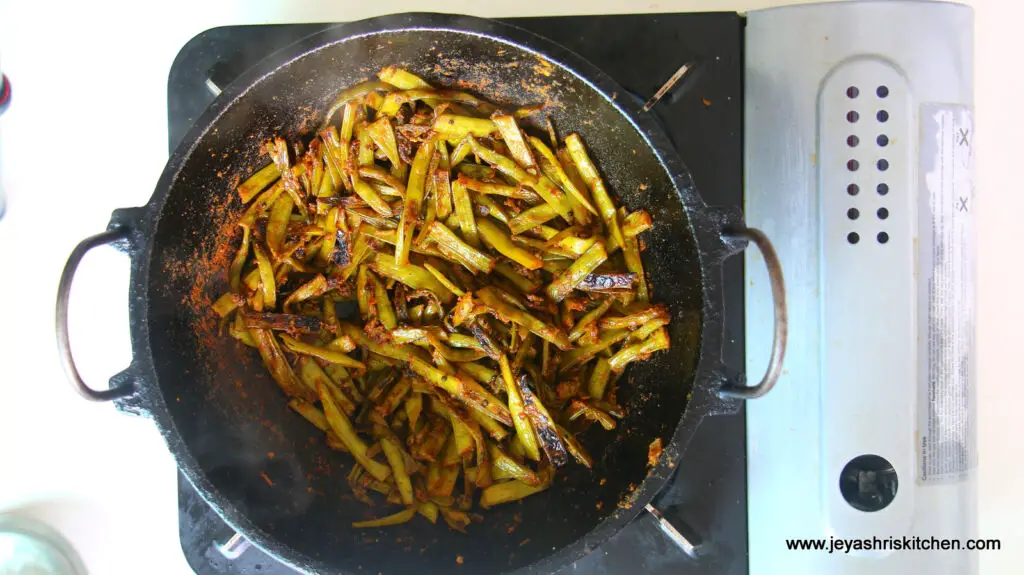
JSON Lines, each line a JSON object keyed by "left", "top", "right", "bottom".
{"left": 168, "top": 13, "right": 746, "bottom": 575}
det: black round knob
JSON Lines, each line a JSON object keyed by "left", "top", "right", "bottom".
{"left": 840, "top": 454, "right": 898, "bottom": 512}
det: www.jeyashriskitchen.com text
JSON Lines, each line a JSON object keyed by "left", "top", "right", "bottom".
{"left": 785, "top": 536, "right": 1000, "bottom": 553}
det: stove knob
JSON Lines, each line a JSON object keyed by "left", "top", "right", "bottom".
{"left": 839, "top": 454, "right": 899, "bottom": 512}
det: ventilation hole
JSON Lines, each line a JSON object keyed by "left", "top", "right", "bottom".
{"left": 877, "top": 85, "right": 889, "bottom": 98}
{"left": 847, "top": 135, "right": 860, "bottom": 147}
{"left": 847, "top": 159, "right": 860, "bottom": 171}
{"left": 877, "top": 207, "right": 889, "bottom": 220}
{"left": 847, "top": 111, "right": 860, "bottom": 123}
{"left": 877, "top": 183, "right": 889, "bottom": 195}
{"left": 847, "top": 183, "right": 860, "bottom": 196}
{"left": 848, "top": 232, "right": 860, "bottom": 244}
{"left": 877, "top": 134, "right": 889, "bottom": 147}
{"left": 847, "top": 86, "right": 860, "bottom": 98}
{"left": 877, "top": 110, "right": 889, "bottom": 122}
{"left": 877, "top": 232, "right": 890, "bottom": 244}
{"left": 877, "top": 159, "right": 889, "bottom": 171}
{"left": 847, "top": 208, "right": 860, "bottom": 220}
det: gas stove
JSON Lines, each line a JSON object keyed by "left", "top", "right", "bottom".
{"left": 167, "top": 4, "right": 976, "bottom": 574}
{"left": 168, "top": 13, "right": 747, "bottom": 575}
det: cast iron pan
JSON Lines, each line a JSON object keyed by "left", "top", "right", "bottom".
{"left": 55, "top": 13, "right": 786, "bottom": 575}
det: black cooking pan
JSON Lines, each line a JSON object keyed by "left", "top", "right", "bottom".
{"left": 55, "top": 13, "right": 785, "bottom": 575}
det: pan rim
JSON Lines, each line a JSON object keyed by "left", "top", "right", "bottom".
{"left": 132, "top": 12, "right": 730, "bottom": 575}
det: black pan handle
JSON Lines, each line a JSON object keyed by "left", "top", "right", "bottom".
{"left": 55, "top": 228, "right": 138, "bottom": 401}
{"left": 718, "top": 226, "right": 787, "bottom": 399}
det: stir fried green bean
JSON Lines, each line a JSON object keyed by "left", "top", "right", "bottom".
{"left": 213, "top": 66, "right": 671, "bottom": 531}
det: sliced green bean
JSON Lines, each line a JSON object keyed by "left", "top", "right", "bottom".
{"left": 423, "top": 263, "right": 466, "bottom": 297}
{"left": 288, "top": 398, "right": 330, "bottom": 432}
{"left": 319, "top": 381, "right": 391, "bottom": 482}
{"left": 395, "top": 137, "right": 436, "bottom": 265}
{"left": 622, "top": 231, "right": 649, "bottom": 303}
{"left": 480, "top": 480, "right": 547, "bottom": 508}
{"left": 298, "top": 356, "right": 357, "bottom": 415}
{"left": 407, "top": 356, "right": 511, "bottom": 426}
{"left": 492, "top": 114, "right": 537, "bottom": 173}
{"left": 280, "top": 334, "right": 366, "bottom": 371}
{"left": 600, "top": 304, "right": 669, "bottom": 330}
{"left": 476, "top": 287, "right": 571, "bottom": 350}
{"left": 564, "top": 133, "right": 626, "bottom": 249}
{"left": 380, "top": 436, "right": 415, "bottom": 505}
{"left": 509, "top": 204, "right": 559, "bottom": 235}
{"left": 468, "top": 137, "right": 572, "bottom": 222}
{"left": 433, "top": 168, "right": 453, "bottom": 220}
{"left": 252, "top": 243, "right": 276, "bottom": 309}
{"left": 560, "top": 328, "right": 630, "bottom": 371}
{"left": 545, "top": 241, "right": 608, "bottom": 302}
{"left": 229, "top": 226, "right": 251, "bottom": 293}
{"left": 450, "top": 179, "right": 481, "bottom": 249}
{"left": 427, "top": 221, "right": 495, "bottom": 274}
{"left": 488, "top": 443, "right": 542, "bottom": 486}
{"left": 250, "top": 328, "right": 315, "bottom": 402}
{"left": 457, "top": 174, "right": 541, "bottom": 203}
{"left": 529, "top": 136, "right": 597, "bottom": 217}
{"left": 477, "top": 219, "right": 543, "bottom": 271}
{"left": 587, "top": 357, "right": 613, "bottom": 400}
{"left": 499, "top": 355, "right": 540, "bottom": 461}
{"left": 356, "top": 123, "right": 375, "bottom": 167}
{"left": 371, "top": 271, "right": 398, "bottom": 330}
{"left": 265, "top": 193, "right": 293, "bottom": 257}
{"left": 366, "top": 117, "right": 401, "bottom": 167}
{"left": 608, "top": 327, "right": 670, "bottom": 372}
{"left": 555, "top": 423, "right": 593, "bottom": 468}
{"left": 432, "top": 114, "right": 497, "bottom": 142}
{"left": 322, "top": 80, "right": 389, "bottom": 127}
{"left": 358, "top": 165, "right": 406, "bottom": 197}
{"left": 371, "top": 253, "right": 454, "bottom": 304}
{"left": 471, "top": 193, "right": 511, "bottom": 225}
{"left": 237, "top": 163, "right": 280, "bottom": 204}
{"left": 492, "top": 261, "right": 541, "bottom": 294}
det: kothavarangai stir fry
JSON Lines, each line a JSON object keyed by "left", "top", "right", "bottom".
{"left": 212, "top": 66, "right": 671, "bottom": 530}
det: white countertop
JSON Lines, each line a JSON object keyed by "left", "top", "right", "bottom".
{"left": 0, "top": 0, "right": 1019, "bottom": 573}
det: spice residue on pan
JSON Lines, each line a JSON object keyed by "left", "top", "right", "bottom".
{"left": 617, "top": 482, "right": 641, "bottom": 510}
{"left": 533, "top": 58, "right": 554, "bottom": 77}
{"left": 647, "top": 437, "right": 663, "bottom": 468}
{"left": 431, "top": 49, "right": 564, "bottom": 110}
{"left": 177, "top": 192, "right": 237, "bottom": 327}
{"left": 294, "top": 104, "right": 319, "bottom": 134}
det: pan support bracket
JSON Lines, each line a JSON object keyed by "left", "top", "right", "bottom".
{"left": 204, "top": 61, "right": 244, "bottom": 97}
{"left": 644, "top": 503, "right": 702, "bottom": 558}
{"left": 215, "top": 532, "right": 252, "bottom": 560}
{"left": 210, "top": 508, "right": 703, "bottom": 563}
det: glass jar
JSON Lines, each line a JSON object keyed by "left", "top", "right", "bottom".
{"left": 0, "top": 515, "right": 85, "bottom": 575}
